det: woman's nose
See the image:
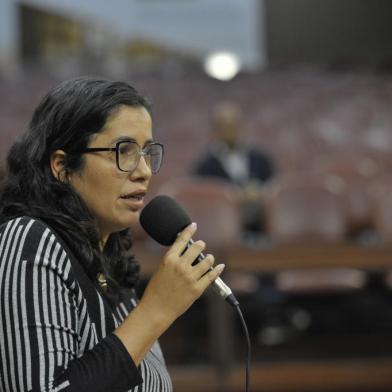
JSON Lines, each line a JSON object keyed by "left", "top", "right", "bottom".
{"left": 130, "top": 154, "right": 152, "bottom": 181}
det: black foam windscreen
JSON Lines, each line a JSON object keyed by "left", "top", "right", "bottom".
{"left": 139, "top": 195, "right": 192, "bottom": 246}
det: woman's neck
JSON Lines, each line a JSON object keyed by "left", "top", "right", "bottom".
{"left": 99, "top": 236, "right": 108, "bottom": 252}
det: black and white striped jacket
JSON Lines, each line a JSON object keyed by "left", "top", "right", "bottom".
{"left": 0, "top": 217, "right": 172, "bottom": 392}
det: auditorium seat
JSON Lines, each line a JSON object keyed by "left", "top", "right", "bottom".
{"left": 262, "top": 173, "right": 367, "bottom": 295}
{"left": 368, "top": 174, "right": 392, "bottom": 243}
{"left": 158, "top": 176, "right": 242, "bottom": 253}
{"left": 312, "top": 154, "right": 380, "bottom": 238}
{"left": 263, "top": 172, "right": 348, "bottom": 244}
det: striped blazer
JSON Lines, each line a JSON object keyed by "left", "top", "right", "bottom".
{"left": 0, "top": 217, "right": 172, "bottom": 392}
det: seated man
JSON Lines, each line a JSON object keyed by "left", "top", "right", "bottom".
{"left": 193, "top": 101, "right": 276, "bottom": 240}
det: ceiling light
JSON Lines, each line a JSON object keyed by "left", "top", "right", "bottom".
{"left": 204, "top": 51, "right": 241, "bottom": 81}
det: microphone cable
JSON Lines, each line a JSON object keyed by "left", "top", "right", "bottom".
{"left": 226, "top": 295, "right": 251, "bottom": 392}
{"left": 235, "top": 304, "right": 251, "bottom": 392}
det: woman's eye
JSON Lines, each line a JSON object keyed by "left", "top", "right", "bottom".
{"left": 119, "top": 147, "right": 129, "bottom": 155}
{"left": 119, "top": 144, "right": 135, "bottom": 155}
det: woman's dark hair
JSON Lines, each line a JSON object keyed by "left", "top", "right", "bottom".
{"left": 0, "top": 76, "right": 152, "bottom": 301}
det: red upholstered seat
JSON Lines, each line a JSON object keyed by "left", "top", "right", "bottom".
{"left": 158, "top": 177, "right": 241, "bottom": 253}
{"left": 264, "top": 173, "right": 347, "bottom": 244}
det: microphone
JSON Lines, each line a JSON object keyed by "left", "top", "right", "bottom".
{"left": 139, "top": 195, "right": 239, "bottom": 307}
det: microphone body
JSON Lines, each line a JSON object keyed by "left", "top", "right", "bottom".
{"left": 140, "top": 195, "right": 239, "bottom": 307}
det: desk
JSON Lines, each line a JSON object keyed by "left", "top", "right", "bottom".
{"left": 134, "top": 242, "right": 392, "bottom": 275}
{"left": 169, "top": 359, "right": 392, "bottom": 391}
{"left": 134, "top": 242, "right": 392, "bottom": 391}
{"left": 227, "top": 244, "right": 392, "bottom": 272}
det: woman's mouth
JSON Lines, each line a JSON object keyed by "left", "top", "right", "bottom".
{"left": 121, "top": 194, "right": 144, "bottom": 201}
{"left": 120, "top": 191, "right": 146, "bottom": 208}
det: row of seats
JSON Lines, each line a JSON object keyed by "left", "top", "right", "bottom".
{"left": 138, "top": 171, "right": 392, "bottom": 247}
{"left": 2, "top": 66, "right": 392, "bottom": 172}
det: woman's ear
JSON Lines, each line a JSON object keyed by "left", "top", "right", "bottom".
{"left": 50, "top": 150, "right": 68, "bottom": 182}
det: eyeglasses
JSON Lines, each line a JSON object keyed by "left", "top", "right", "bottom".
{"left": 77, "top": 140, "right": 164, "bottom": 173}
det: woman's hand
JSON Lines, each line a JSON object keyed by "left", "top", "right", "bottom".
{"left": 139, "top": 222, "right": 225, "bottom": 327}
{"left": 114, "top": 223, "right": 225, "bottom": 365}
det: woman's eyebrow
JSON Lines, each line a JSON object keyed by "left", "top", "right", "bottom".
{"left": 110, "top": 136, "right": 136, "bottom": 144}
{"left": 110, "top": 135, "right": 154, "bottom": 146}
{"left": 143, "top": 139, "right": 155, "bottom": 146}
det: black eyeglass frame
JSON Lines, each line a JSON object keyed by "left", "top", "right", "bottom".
{"left": 77, "top": 140, "right": 164, "bottom": 173}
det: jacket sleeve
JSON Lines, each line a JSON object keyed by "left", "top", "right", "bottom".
{"left": 0, "top": 217, "right": 142, "bottom": 392}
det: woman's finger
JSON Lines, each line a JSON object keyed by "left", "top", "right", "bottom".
{"left": 192, "top": 254, "right": 215, "bottom": 280}
{"left": 196, "top": 264, "right": 225, "bottom": 292}
{"left": 181, "top": 240, "right": 206, "bottom": 266}
{"left": 169, "top": 222, "right": 197, "bottom": 257}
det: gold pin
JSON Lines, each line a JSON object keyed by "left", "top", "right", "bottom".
{"left": 97, "top": 273, "right": 108, "bottom": 291}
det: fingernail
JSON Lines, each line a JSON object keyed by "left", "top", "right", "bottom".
{"left": 215, "top": 264, "right": 225, "bottom": 273}
{"left": 191, "top": 222, "right": 197, "bottom": 229}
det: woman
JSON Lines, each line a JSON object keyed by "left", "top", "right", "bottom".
{"left": 0, "top": 77, "right": 225, "bottom": 392}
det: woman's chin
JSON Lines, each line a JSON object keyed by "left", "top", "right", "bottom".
{"left": 100, "top": 213, "right": 141, "bottom": 236}
{"left": 118, "top": 211, "right": 141, "bottom": 230}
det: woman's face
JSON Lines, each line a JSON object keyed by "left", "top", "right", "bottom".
{"left": 69, "top": 105, "right": 153, "bottom": 241}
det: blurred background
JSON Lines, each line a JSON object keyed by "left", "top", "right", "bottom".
{"left": 2, "top": 0, "right": 392, "bottom": 391}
